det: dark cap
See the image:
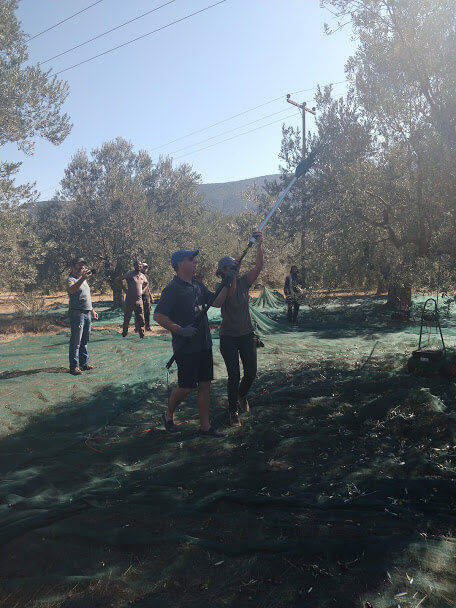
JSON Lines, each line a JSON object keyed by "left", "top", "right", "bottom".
{"left": 71, "top": 257, "right": 86, "bottom": 266}
{"left": 171, "top": 249, "right": 199, "bottom": 268}
{"left": 216, "top": 256, "right": 235, "bottom": 277}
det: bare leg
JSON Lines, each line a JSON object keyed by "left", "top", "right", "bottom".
{"left": 196, "top": 381, "right": 211, "bottom": 430}
{"left": 166, "top": 386, "right": 192, "bottom": 421}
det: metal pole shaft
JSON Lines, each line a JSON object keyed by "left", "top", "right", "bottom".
{"left": 302, "top": 102, "right": 306, "bottom": 158}
{"left": 301, "top": 103, "right": 306, "bottom": 262}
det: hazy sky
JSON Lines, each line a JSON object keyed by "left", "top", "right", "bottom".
{"left": 9, "top": 0, "right": 355, "bottom": 199}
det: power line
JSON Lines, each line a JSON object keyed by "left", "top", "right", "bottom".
{"left": 41, "top": 0, "right": 180, "bottom": 66}
{"left": 174, "top": 111, "right": 301, "bottom": 161}
{"left": 54, "top": 0, "right": 229, "bottom": 76}
{"left": 168, "top": 108, "right": 296, "bottom": 156}
{"left": 151, "top": 80, "right": 348, "bottom": 151}
{"left": 28, "top": 0, "right": 104, "bottom": 41}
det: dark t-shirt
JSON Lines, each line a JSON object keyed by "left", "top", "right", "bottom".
{"left": 155, "top": 276, "right": 214, "bottom": 354}
{"left": 218, "top": 274, "right": 253, "bottom": 337}
{"left": 123, "top": 270, "right": 148, "bottom": 305}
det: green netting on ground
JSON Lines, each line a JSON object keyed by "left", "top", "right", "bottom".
{"left": 2, "top": 292, "right": 456, "bottom": 607}
{"left": 251, "top": 286, "right": 286, "bottom": 309}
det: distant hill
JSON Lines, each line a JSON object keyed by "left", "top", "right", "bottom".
{"left": 35, "top": 174, "right": 281, "bottom": 215}
{"left": 198, "top": 174, "right": 280, "bottom": 214}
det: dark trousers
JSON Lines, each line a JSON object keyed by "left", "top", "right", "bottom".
{"left": 142, "top": 295, "right": 151, "bottom": 328}
{"left": 287, "top": 301, "right": 300, "bottom": 324}
{"left": 69, "top": 310, "right": 91, "bottom": 370}
{"left": 122, "top": 300, "right": 145, "bottom": 333}
{"left": 220, "top": 333, "right": 257, "bottom": 413}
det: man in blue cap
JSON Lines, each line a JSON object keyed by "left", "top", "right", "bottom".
{"left": 154, "top": 249, "right": 235, "bottom": 437}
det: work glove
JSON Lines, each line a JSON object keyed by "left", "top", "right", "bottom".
{"left": 223, "top": 264, "right": 238, "bottom": 287}
{"left": 177, "top": 324, "right": 197, "bottom": 338}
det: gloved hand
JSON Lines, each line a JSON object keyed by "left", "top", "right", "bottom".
{"left": 177, "top": 324, "right": 197, "bottom": 338}
{"left": 223, "top": 264, "right": 238, "bottom": 287}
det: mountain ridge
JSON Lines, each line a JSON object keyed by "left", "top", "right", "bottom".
{"left": 34, "top": 173, "right": 281, "bottom": 215}
{"left": 199, "top": 174, "right": 279, "bottom": 214}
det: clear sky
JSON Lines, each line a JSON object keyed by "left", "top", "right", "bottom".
{"left": 9, "top": 0, "right": 355, "bottom": 199}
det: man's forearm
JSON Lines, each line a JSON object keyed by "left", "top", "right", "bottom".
{"left": 212, "top": 286, "right": 229, "bottom": 308}
{"left": 256, "top": 243, "right": 264, "bottom": 269}
{"left": 67, "top": 276, "right": 85, "bottom": 295}
{"left": 153, "top": 312, "right": 180, "bottom": 334}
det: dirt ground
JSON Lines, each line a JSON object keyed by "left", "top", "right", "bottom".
{"left": 0, "top": 288, "right": 381, "bottom": 344}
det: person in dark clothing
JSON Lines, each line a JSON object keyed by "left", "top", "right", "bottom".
{"left": 122, "top": 260, "right": 148, "bottom": 338}
{"left": 153, "top": 249, "right": 234, "bottom": 438}
{"left": 284, "top": 265, "right": 305, "bottom": 325}
{"left": 141, "top": 263, "right": 153, "bottom": 331}
{"left": 216, "top": 232, "right": 263, "bottom": 426}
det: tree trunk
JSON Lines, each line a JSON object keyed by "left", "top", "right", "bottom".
{"left": 110, "top": 259, "right": 124, "bottom": 309}
{"left": 376, "top": 280, "right": 388, "bottom": 295}
{"left": 112, "top": 279, "right": 123, "bottom": 309}
{"left": 386, "top": 284, "right": 412, "bottom": 309}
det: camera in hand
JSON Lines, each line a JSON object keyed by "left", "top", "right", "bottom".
{"left": 88, "top": 268, "right": 96, "bottom": 275}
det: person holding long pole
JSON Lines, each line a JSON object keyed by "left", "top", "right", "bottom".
{"left": 154, "top": 249, "right": 235, "bottom": 437}
{"left": 164, "top": 150, "right": 318, "bottom": 373}
{"left": 216, "top": 232, "right": 263, "bottom": 426}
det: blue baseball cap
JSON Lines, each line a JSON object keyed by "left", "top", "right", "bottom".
{"left": 171, "top": 249, "right": 199, "bottom": 268}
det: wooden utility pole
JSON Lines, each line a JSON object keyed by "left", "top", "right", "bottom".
{"left": 286, "top": 94, "right": 316, "bottom": 262}
{"left": 286, "top": 94, "right": 316, "bottom": 158}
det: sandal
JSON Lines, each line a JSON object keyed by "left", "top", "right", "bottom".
{"left": 162, "top": 412, "right": 180, "bottom": 434}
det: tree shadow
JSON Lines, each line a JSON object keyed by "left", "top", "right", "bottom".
{"left": 1, "top": 357, "right": 456, "bottom": 607}
{"left": 0, "top": 366, "right": 69, "bottom": 380}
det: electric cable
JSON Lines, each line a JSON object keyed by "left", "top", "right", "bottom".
{"left": 173, "top": 111, "right": 301, "bottom": 160}
{"left": 168, "top": 107, "right": 296, "bottom": 156}
{"left": 28, "top": 0, "right": 104, "bottom": 41}
{"left": 41, "top": 0, "right": 180, "bottom": 65}
{"left": 54, "top": 0, "right": 229, "bottom": 76}
{"left": 151, "top": 80, "right": 348, "bottom": 151}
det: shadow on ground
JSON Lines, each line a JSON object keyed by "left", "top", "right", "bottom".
{"left": 1, "top": 352, "right": 456, "bottom": 608}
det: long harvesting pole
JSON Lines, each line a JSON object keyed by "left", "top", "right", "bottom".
{"left": 165, "top": 152, "right": 317, "bottom": 369}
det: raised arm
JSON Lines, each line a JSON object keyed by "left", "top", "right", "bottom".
{"left": 212, "top": 285, "right": 229, "bottom": 308}
{"left": 246, "top": 232, "right": 264, "bottom": 287}
{"left": 67, "top": 269, "right": 91, "bottom": 294}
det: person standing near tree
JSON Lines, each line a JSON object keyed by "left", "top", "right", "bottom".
{"left": 67, "top": 257, "right": 98, "bottom": 376}
{"left": 122, "top": 260, "right": 148, "bottom": 338}
{"left": 153, "top": 249, "right": 234, "bottom": 437}
{"left": 284, "top": 265, "right": 305, "bottom": 325}
{"left": 141, "top": 262, "right": 153, "bottom": 331}
{"left": 216, "top": 232, "right": 264, "bottom": 426}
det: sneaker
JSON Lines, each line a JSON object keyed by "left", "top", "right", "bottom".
{"left": 121, "top": 329, "right": 128, "bottom": 337}
{"left": 139, "top": 329, "right": 145, "bottom": 339}
{"left": 198, "top": 426, "right": 226, "bottom": 438}
{"left": 145, "top": 325, "right": 151, "bottom": 331}
{"left": 238, "top": 396, "right": 250, "bottom": 413}
{"left": 229, "top": 411, "right": 241, "bottom": 427}
{"left": 69, "top": 367, "right": 83, "bottom": 376}
{"left": 81, "top": 364, "right": 94, "bottom": 371}
{"left": 162, "top": 412, "right": 180, "bottom": 434}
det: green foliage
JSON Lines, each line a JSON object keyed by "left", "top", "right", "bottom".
{"left": 36, "top": 138, "right": 263, "bottom": 297}
{"left": 261, "top": 0, "right": 456, "bottom": 295}
{"left": 0, "top": 0, "right": 71, "bottom": 153}
{"left": 0, "top": 0, "right": 71, "bottom": 291}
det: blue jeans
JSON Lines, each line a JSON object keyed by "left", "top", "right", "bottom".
{"left": 69, "top": 310, "right": 91, "bottom": 370}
